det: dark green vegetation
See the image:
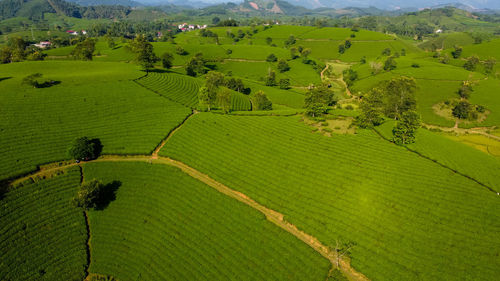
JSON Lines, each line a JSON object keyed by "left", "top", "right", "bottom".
{"left": 2, "top": 7, "right": 500, "bottom": 281}
{"left": 84, "top": 161, "right": 330, "bottom": 280}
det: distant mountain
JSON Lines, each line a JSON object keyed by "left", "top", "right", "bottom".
{"left": 66, "top": 0, "right": 142, "bottom": 7}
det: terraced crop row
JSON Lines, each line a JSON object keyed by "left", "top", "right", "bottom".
{"left": 231, "top": 91, "right": 252, "bottom": 111}
{"left": 0, "top": 62, "right": 192, "bottom": 180}
{"left": 136, "top": 72, "right": 201, "bottom": 108}
{"left": 83, "top": 161, "right": 330, "bottom": 280}
{"left": 0, "top": 167, "right": 86, "bottom": 281}
{"left": 161, "top": 113, "right": 500, "bottom": 281}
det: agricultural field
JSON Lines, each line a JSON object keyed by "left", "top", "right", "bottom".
{"left": 2, "top": 10, "right": 500, "bottom": 281}
{"left": 0, "top": 61, "right": 191, "bottom": 180}
{"left": 161, "top": 113, "right": 500, "bottom": 281}
{"left": 0, "top": 167, "right": 87, "bottom": 281}
{"left": 83, "top": 161, "right": 331, "bottom": 280}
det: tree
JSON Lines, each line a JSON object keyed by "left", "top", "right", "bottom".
{"left": 217, "top": 88, "right": 232, "bottom": 113}
{"left": 279, "top": 78, "right": 290, "bottom": 89}
{"left": 68, "top": 137, "right": 102, "bottom": 160}
{"left": 176, "top": 46, "right": 187, "bottom": 55}
{"left": 452, "top": 101, "right": 473, "bottom": 119}
{"left": 186, "top": 53, "right": 206, "bottom": 77}
{"left": 384, "top": 77, "right": 417, "bottom": 119}
{"left": 338, "top": 44, "right": 345, "bottom": 54}
{"left": 484, "top": 58, "right": 496, "bottom": 74}
{"left": 304, "top": 84, "right": 336, "bottom": 116}
{"left": 212, "top": 17, "right": 220, "bottom": 25}
{"left": 392, "top": 111, "right": 421, "bottom": 145}
{"left": 290, "top": 47, "right": 298, "bottom": 59}
{"left": 266, "top": 53, "right": 277, "bottom": 62}
{"left": 252, "top": 91, "right": 272, "bottom": 110}
{"left": 226, "top": 77, "right": 246, "bottom": 93}
{"left": 22, "top": 73, "right": 43, "bottom": 88}
{"left": 129, "top": 35, "right": 158, "bottom": 74}
{"left": 265, "top": 70, "right": 277, "bottom": 86}
{"left": 161, "top": 52, "right": 174, "bottom": 69}
{"left": 384, "top": 56, "right": 397, "bottom": 71}
{"left": 105, "top": 34, "right": 115, "bottom": 49}
{"left": 284, "top": 35, "right": 296, "bottom": 47}
{"left": 382, "top": 48, "right": 391, "bottom": 56}
{"left": 205, "top": 71, "right": 226, "bottom": 91}
{"left": 342, "top": 69, "right": 358, "bottom": 87}
{"left": 73, "top": 179, "right": 105, "bottom": 210}
{"left": 198, "top": 86, "right": 216, "bottom": 111}
{"left": 458, "top": 81, "right": 473, "bottom": 99}
{"left": 355, "top": 88, "right": 385, "bottom": 128}
{"left": 8, "top": 37, "right": 26, "bottom": 62}
{"left": 277, "top": 59, "right": 290, "bottom": 73}
{"left": 71, "top": 38, "right": 96, "bottom": 61}
{"left": 463, "top": 56, "right": 480, "bottom": 71}
{"left": 0, "top": 46, "right": 12, "bottom": 64}
{"left": 344, "top": 40, "right": 352, "bottom": 49}
{"left": 451, "top": 46, "right": 462, "bottom": 59}
{"left": 301, "top": 48, "right": 311, "bottom": 58}
{"left": 266, "top": 37, "right": 272, "bottom": 45}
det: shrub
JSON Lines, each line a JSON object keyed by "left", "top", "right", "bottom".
{"left": 252, "top": 91, "right": 273, "bottom": 111}
{"left": 73, "top": 179, "right": 105, "bottom": 210}
{"left": 266, "top": 53, "right": 277, "bottom": 62}
{"left": 452, "top": 101, "right": 473, "bottom": 119}
{"left": 277, "top": 59, "right": 290, "bottom": 73}
{"left": 68, "top": 137, "right": 102, "bottom": 161}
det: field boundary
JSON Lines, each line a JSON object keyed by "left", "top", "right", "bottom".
{"left": 7, "top": 155, "right": 370, "bottom": 281}
{"left": 151, "top": 111, "right": 198, "bottom": 158}
{"left": 372, "top": 128, "right": 499, "bottom": 194}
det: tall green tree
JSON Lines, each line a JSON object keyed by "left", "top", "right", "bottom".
{"left": 198, "top": 86, "right": 216, "bottom": 111}
{"left": 384, "top": 77, "right": 417, "bottom": 119}
{"left": 277, "top": 59, "right": 290, "bottom": 73}
{"left": 71, "top": 38, "right": 96, "bottom": 61}
{"left": 392, "top": 111, "right": 421, "bottom": 145}
{"left": 355, "top": 88, "right": 385, "bottom": 128}
{"left": 217, "top": 88, "right": 232, "bottom": 114}
{"left": 73, "top": 179, "right": 105, "bottom": 210}
{"left": 161, "top": 52, "right": 174, "bottom": 69}
{"left": 129, "top": 35, "right": 158, "bottom": 74}
{"left": 252, "top": 91, "right": 272, "bottom": 111}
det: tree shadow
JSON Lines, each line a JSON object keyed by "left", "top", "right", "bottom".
{"left": 0, "top": 77, "right": 12, "bottom": 83}
{"left": 90, "top": 138, "right": 103, "bottom": 159}
{"left": 0, "top": 180, "right": 8, "bottom": 200}
{"left": 148, "top": 69, "right": 169, "bottom": 74}
{"left": 95, "top": 180, "right": 121, "bottom": 210}
{"left": 36, "top": 81, "right": 61, "bottom": 88}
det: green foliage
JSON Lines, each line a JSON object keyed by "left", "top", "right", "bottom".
{"left": 73, "top": 179, "right": 105, "bottom": 210}
{"left": 452, "top": 100, "right": 475, "bottom": 119}
{"left": 284, "top": 35, "right": 296, "bottom": 47}
{"left": 305, "top": 84, "right": 336, "bottom": 108}
{"left": 198, "top": 86, "right": 216, "bottom": 111}
{"left": 21, "top": 73, "right": 43, "bottom": 88}
{"left": 483, "top": 58, "right": 496, "bottom": 74}
{"left": 71, "top": 38, "right": 96, "bottom": 61}
{"left": 0, "top": 169, "right": 86, "bottom": 281}
{"left": 68, "top": 137, "right": 102, "bottom": 161}
{"left": 463, "top": 56, "right": 480, "bottom": 71}
{"left": 392, "top": 111, "right": 421, "bottom": 145}
{"left": 266, "top": 53, "right": 277, "bottom": 62}
{"left": 129, "top": 35, "right": 158, "bottom": 73}
{"left": 356, "top": 88, "right": 385, "bottom": 128}
{"left": 160, "top": 52, "right": 173, "bottom": 69}
{"left": 384, "top": 76, "right": 417, "bottom": 119}
{"left": 277, "top": 59, "right": 290, "bottom": 73}
{"left": 279, "top": 78, "right": 290, "bottom": 89}
{"left": 251, "top": 90, "right": 272, "bottom": 111}
{"left": 342, "top": 68, "right": 358, "bottom": 87}
{"left": 458, "top": 81, "right": 473, "bottom": 99}
{"left": 217, "top": 87, "right": 232, "bottom": 113}
{"left": 186, "top": 53, "right": 206, "bottom": 77}
{"left": 381, "top": 48, "right": 391, "bottom": 56}
{"left": 265, "top": 70, "right": 277, "bottom": 86}
{"left": 383, "top": 56, "right": 397, "bottom": 71}
{"left": 451, "top": 45, "right": 463, "bottom": 59}
{"left": 338, "top": 44, "right": 345, "bottom": 54}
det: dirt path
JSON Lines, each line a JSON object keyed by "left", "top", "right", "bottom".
{"left": 8, "top": 154, "right": 369, "bottom": 281}
{"left": 422, "top": 123, "right": 500, "bottom": 141}
{"left": 151, "top": 111, "right": 198, "bottom": 159}
{"left": 223, "top": 58, "right": 266, "bottom": 63}
{"left": 321, "top": 63, "right": 352, "bottom": 97}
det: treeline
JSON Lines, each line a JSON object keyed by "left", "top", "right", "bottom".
{"left": 0, "top": 0, "right": 131, "bottom": 21}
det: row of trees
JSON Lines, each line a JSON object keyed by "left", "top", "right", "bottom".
{"left": 0, "top": 37, "right": 46, "bottom": 64}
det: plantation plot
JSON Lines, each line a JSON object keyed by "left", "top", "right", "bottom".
{"left": 83, "top": 161, "right": 330, "bottom": 281}
{"left": 0, "top": 61, "right": 191, "bottom": 180}
{"left": 135, "top": 71, "right": 201, "bottom": 108}
{"left": 0, "top": 167, "right": 87, "bottom": 281}
{"left": 161, "top": 113, "right": 500, "bottom": 281}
